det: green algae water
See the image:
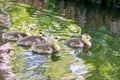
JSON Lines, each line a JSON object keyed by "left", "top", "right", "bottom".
{"left": 0, "top": 2, "right": 120, "bottom": 80}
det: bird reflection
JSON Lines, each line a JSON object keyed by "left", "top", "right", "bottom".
{"left": 51, "top": 52, "right": 61, "bottom": 61}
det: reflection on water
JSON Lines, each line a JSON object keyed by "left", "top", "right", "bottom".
{"left": 59, "top": 2, "right": 120, "bottom": 80}
{"left": 0, "top": 43, "right": 15, "bottom": 80}
{"left": 63, "top": 48, "right": 93, "bottom": 80}
{"left": 110, "top": 20, "right": 120, "bottom": 34}
{"left": 0, "top": 2, "right": 120, "bottom": 80}
{"left": 68, "top": 59, "right": 89, "bottom": 80}
{"left": 59, "top": 2, "right": 120, "bottom": 34}
{"left": 13, "top": 51, "right": 48, "bottom": 80}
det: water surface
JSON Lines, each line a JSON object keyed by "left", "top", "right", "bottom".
{"left": 0, "top": 2, "right": 120, "bottom": 80}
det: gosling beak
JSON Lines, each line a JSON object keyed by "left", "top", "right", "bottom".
{"left": 58, "top": 37, "right": 62, "bottom": 41}
{"left": 42, "top": 34, "right": 46, "bottom": 37}
{"left": 79, "top": 34, "right": 82, "bottom": 37}
{"left": 59, "top": 39, "right": 62, "bottom": 41}
{"left": 29, "top": 27, "right": 33, "bottom": 30}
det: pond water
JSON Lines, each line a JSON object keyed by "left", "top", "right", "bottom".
{"left": 0, "top": 2, "right": 120, "bottom": 80}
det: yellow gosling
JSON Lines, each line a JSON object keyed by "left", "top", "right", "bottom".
{"left": 17, "top": 29, "right": 46, "bottom": 46}
{"left": 64, "top": 34, "right": 92, "bottom": 48}
{"left": 31, "top": 35, "right": 61, "bottom": 54}
{"left": 2, "top": 24, "right": 31, "bottom": 41}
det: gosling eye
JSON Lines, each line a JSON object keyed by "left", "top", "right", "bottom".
{"left": 55, "top": 37, "right": 58, "bottom": 39}
{"left": 86, "top": 36, "right": 90, "bottom": 39}
{"left": 39, "top": 32, "right": 42, "bottom": 34}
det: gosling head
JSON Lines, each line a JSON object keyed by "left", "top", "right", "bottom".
{"left": 22, "top": 24, "right": 33, "bottom": 35}
{"left": 51, "top": 35, "right": 62, "bottom": 42}
{"left": 51, "top": 35, "right": 61, "bottom": 51}
{"left": 82, "top": 34, "right": 92, "bottom": 47}
{"left": 36, "top": 29, "right": 46, "bottom": 37}
{"left": 36, "top": 29, "right": 47, "bottom": 42}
